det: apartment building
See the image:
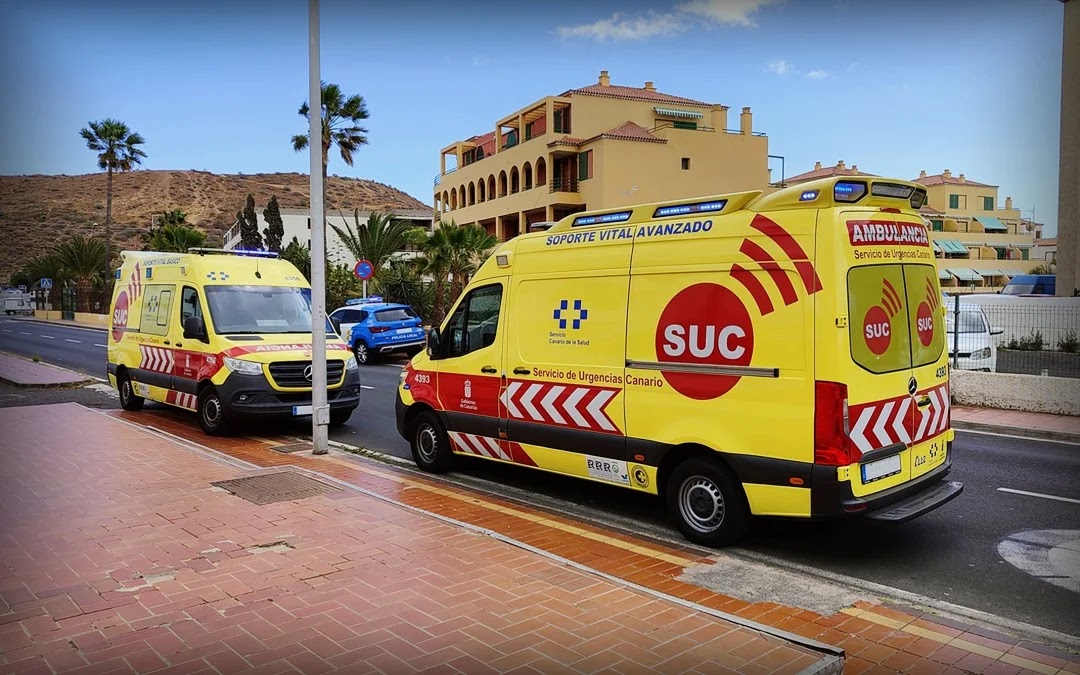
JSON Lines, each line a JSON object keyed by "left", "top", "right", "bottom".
{"left": 433, "top": 70, "right": 771, "bottom": 240}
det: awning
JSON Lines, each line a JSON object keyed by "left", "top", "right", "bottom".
{"left": 937, "top": 268, "right": 953, "bottom": 280}
{"left": 975, "top": 269, "right": 1004, "bottom": 277}
{"left": 934, "top": 239, "right": 969, "bottom": 254}
{"left": 653, "top": 107, "right": 704, "bottom": 119}
{"left": 974, "top": 216, "right": 1009, "bottom": 233}
{"left": 947, "top": 268, "right": 983, "bottom": 282}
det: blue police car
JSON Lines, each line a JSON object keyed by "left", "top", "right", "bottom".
{"left": 328, "top": 297, "right": 426, "bottom": 365}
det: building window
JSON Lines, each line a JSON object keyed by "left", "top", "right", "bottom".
{"left": 577, "top": 150, "right": 592, "bottom": 181}
{"left": 1021, "top": 248, "right": 1029, "bottom": 261}
{"left": 554, "top": 108, "right": 570, "bottom": 134}
{"left": 949, "top": 194, "right": 959, "bottom": 209}
{"left": 982, "top": 196, "right": 994, "bottom": 210}
{"left": 931, "top": 219, "right": 943, "bottom": 232}
{"left": 673, "top": 121, "right": 698, "bottom": 130}
{"left": 681, "top": 157, "right": 690, "bottom": 171}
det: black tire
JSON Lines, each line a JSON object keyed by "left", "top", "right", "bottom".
{"left": 117, "top": 371, "right": 144, "bottom": 412}
{"left": 329, "top": 408, "right": 353, "bottom": 427}
{"left": 198, "top": 385, "right": 233, "bottom": 436}
{"left": 4, "top": 310, "right": 12, "bottom": 316}
{"left": 408, "top": 410, "right": 455, "bottom": 473}
{"left": 353, "top": 340, "right": 372, "bottom": 365}
{"left": 666, "top": 457, "right": 750, "bottom": 548}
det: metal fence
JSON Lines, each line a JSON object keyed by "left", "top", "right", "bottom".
{"left": 947, "top": 295, "right": 1080, "bottom": 378}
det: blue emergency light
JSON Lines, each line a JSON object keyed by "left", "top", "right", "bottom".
{"left": 345, "top": 296, "right": 384, "bottom": 306}
{"left": 573, "top": 211, "right": 633, "bottom": 227}
{"left": 833, "top": 181, "right": 868, "bottom": 203}
{"left": 653, "top": 200, "right": 728, "bottom": 218}
{"left": 799, "top": 190, "right": 819, "bottom": 202}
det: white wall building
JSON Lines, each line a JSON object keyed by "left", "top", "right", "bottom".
{"left": 223, "top": 208, "right": 434, "bottom": 266}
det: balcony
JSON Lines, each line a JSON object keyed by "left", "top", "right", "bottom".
{"left": 550, "top": 177, "right": 579, "bottom": 194}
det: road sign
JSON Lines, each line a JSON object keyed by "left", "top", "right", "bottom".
{"left": 39, "top": 278, "right": 52, "bottom": 290}
{"left": 353, "top": 259, "right": 374, "bottom": 281}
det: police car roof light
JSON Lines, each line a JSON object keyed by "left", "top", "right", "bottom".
{"left": 344, "top": 296, "right": 384, "bottom": 306}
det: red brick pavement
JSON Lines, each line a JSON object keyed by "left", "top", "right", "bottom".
{"left": 0, "top": 404, "right": 829, "bottom": 674}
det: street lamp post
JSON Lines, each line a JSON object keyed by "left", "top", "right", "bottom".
{"left": 309, "top": 0, "right": 329, "bottom": 455}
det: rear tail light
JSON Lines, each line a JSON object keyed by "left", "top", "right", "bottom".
{"left": 370, "top": 326, "right": 389, "bottom": 334}
{"left": 814, "top": 381, "right": 858, "bottom": 466}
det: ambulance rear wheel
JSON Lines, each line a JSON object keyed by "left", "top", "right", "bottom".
{"left": 117, "top": 371, "right": 144, "bottom": 412}
{"left": 667, "top": 457, "right": 749, "bottom": 547}
{"left": 409, "top": 410, "right": 454, "bottom": 473}
{"left": 198, "top": 386, "right": 233, "bottom": 436}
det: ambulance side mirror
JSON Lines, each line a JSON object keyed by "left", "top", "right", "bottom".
{"left": 426, "top": 327, "right": 442, "bottom": 360}
{"left": 183, "top": 316, "right": 209, "bottom": 343}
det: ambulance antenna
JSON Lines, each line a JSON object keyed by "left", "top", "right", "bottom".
{"left": 255, "top": 256, "right": 262, "bottom": 279}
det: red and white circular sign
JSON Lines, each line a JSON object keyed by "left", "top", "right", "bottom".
{"left": 111, "top": 291, "right": 129, "bottom": 342}
{"left": 654, "top": 283, "right": 754, "bottom": 400}
{"left": 916, "top": 302, "right": 935, "bottom": 347}
{"left": 863, "top": 305, "right": 891, "bottom": 355}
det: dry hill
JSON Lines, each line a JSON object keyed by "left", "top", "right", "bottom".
{"left": 0, "top": 170, "right": 430, "bottom": 281}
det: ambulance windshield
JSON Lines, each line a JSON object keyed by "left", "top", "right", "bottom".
{"left": 204, "top": 286, "right": 334, "bottom": 335}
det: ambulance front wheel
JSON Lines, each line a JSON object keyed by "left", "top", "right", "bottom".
{"left": 667, "top": 457, "right": 749, "bottom": 547}
{"left": 117, "top": 371, "right": 144, "bottom": 412}
{"left": 198, "top": 385, "right": 234, "bottom": 436}
{"left": 409, "top": 410, "right": 454, "bottom": 473}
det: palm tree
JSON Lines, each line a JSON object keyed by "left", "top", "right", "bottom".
{"left": 53, "top": 236, "right": 107, "bottom": 312}
{"left": 280, "top": 237, "right": 312, "bottom": 280}
{"left": 330, "top": 211, "right": 415, "bottom": 271}
{"left": 291, "top": 82, "right": 369, "bottom": 215}
{"left": 79, "top": 119, "right": 147, "bottom": 273}
{"left": 417, "top": 221, "right": 498, "bottom": 322}
{"left": 24, "top": 254, "right": 70, "bottom": 309}
{"left": 147, "top": 223, "right": 207, "bottom": 253}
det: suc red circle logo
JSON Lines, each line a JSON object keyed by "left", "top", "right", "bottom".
{"left": 111, "top": 291, "right": 129, "bottom": 342}
{"left": 916, "top": 302, "right": 935, "bottom": 347}
{"left": 863, "top": 305, "right": 891, "bottom": 355}
{"left": 655, "top": 283, "right": 754, "bottom": 400}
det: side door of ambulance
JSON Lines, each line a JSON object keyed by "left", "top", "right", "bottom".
{"left": 168, "top": 286, "right": 208, "bottom": 411}
{"left": 134, "top": 282, "right": 177, "bottom": 400}
{"left": 501, "top": 227, "right": 630, "bottom": 482}
{"left": 435, "top": 282, "right": 511, "bottom": 461}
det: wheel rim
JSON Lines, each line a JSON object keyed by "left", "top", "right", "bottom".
{"left": 678, "top": 476, "right": 726, "bottom": 534}
{"left": 416, "top": 424, "right": 438, "bottom": 464}
{"left": 356, "top": 343, "right": 368, "bottom": 363}
{"left": 203, "top": 394, "right": 222, "bottom": 427}
{"left": 120, "top": 378, "right": 131, "bottom": 403}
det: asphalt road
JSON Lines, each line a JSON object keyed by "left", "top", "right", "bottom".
{"left": 4, "top": 315, "right": 1078, "bottom": 637}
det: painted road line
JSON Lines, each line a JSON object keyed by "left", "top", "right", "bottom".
{"left": 65, "top": 339, "right": 81, "bottom": 343}
{"left": 998, "top": 487, "right": 1080, "bottom": 505}
{"left": 1, "top": 329, "right": 10, "bottom": 332}
{"left": 41, "top": 335, "right": 55, "bottom": 339}
{"left": 19, "top": 331, "right": 31, "bottom": 335}
{"left": 94, "top": 343, "right": 106, "bottom": 347}
{"left": 360, "top": 385, "right": 375, "bottom": 390}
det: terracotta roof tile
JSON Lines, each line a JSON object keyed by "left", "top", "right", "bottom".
{"left": 913, "top": 173, "right": 995, "bottom": 188}
{"left": 547, "top": 135, "right": 584, "bottom": 147}
{"left": 785, "top": 163, "right": 878, "bottom": 185}
{"left": 562, "top": 83, "right": 715, "bottom": 107}
{"left": 920, "top": 205, "right": 945, "bottom": 215}
{"left": 589, "top": 121, "right": 666, "bottom": 144}
{"left": 1035, "top": 238, "right": 1057, "bottom": 246}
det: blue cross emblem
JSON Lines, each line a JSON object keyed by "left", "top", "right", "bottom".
{"left": 554, "top": 299, "right": 588, "bottom": 330}
{"left": 206, "top": 271, "right": 230, "bottom": 280}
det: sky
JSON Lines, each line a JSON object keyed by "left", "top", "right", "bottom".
{"left": 0, "top": 0, "right": 1065, "bottom": 233}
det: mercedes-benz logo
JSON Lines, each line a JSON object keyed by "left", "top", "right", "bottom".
{"left": 303, "top": 365, "right": 313, "bottom": 382}
{"left": 908, "top": 377, "right": 917, "bottom": 396}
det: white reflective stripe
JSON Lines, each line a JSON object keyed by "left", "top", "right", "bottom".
{"left": 892, "top": 397, "right": 911, "bottom": 444}
{"left": 937, "top": 385, "right": 951, "bottom": 432}
{"left": 586, "top": 389, "right": 617, "bottom": 431}
{"left": 541, "top": 386, "right": 566, "bottom": 425}
{"left": 928, "top": 389, "right": 943, "bottom": 435}
{"left": 562, "top": 388, "right": 590, "bottom": 427}
{"left": 483, "top": 437, "right": 510, "bottom": 461}
{"left": 520, "top": 383, "right": 545, "bottom": 422}
{"left": 849, "top": 406, "right": 875, "bottom": 454}
{"left": 463, "top": 434, "right": 492, "bottom": 458}
{"left": 915, "top": 401, "right": 932, "bottom": 441}
{"left": 502, "top": 381, "right": 523, "bottom": 419}
{"left": 872, "top": 401, "right": 894, "bottom": 447}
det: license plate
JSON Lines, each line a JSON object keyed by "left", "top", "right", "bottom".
{"left": 861, "top": 454, "right": 902, "bottom": 483}
{"left": 395, "top": 328, "right": 413, "bottom": 334}
{"left": 292, "top": 405, "right": 313, "bottom": 416}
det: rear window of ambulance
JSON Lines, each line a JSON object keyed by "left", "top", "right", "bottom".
{"left": 848, "top": 264, "right": 945, "bottom": 374}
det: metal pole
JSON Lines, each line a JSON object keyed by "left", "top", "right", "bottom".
{"left": 951, "top": 293, "right": 960, "bottom": 370}
{"left": 309, "top": 0, "right": 328, "bottom": 455}
{"left": 362, "top": 279, "right": 367, "bottom": 300}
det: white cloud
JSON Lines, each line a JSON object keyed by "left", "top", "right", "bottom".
{"left": 807, "top": 69, "right": 828, "bottom": 79}
{"left": 556, "top": 0, "right": 780, "bottom": 41}
{"left": 766, "top": 59, "right": 793, "bottom": 75}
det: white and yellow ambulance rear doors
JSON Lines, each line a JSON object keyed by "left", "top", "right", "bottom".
{"left": 837, "top": 211, "right": 949, "bottom": 498}
{"left": 500, "top": 225, "right": 631, "bottom": 485}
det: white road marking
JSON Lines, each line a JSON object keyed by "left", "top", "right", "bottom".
{"left": 94, "top": 343, "right": 106, "bottom": 348}
{"left": 997, "top": 488, "right": 1080, "bottom": 505}
{"left": 360, "top": 385, "right": 375, "bottom": 390}
{"left": 41, "top": 335, "right": 55, "bottom": 339}
{"left": 65, "top": 339, "right": 81, "bottom": 343}
{"left": 19, "top": 331, "right": 31, "bottom": 335}
{"left": 1, "top": 329, "right": 11, "bottom": 332}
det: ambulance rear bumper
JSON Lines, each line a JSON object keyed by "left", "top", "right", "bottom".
{"left": 811, "top": 444, "right": 961, "bottom": 521}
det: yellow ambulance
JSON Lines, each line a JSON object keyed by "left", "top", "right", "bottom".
{"left": 396, "top": 176, "right": 963, "bottom": 546}
{"left": 107, "top": 248, "right": 360, "bottom": 435}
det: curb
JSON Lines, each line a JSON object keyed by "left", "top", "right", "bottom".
{"left": 12, "top": 317, "right": 108, "bottom": 332}
{"left": 952, "top": 419, "right": 1080, "bottom": 446}
{"left": 0, "top": 351, "right": 93, "bottom": 389}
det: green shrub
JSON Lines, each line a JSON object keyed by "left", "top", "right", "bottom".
{"left": 1004, "top": 331, "right": 1045, "bottom": 351}
{"left": 1059, "top": 331, "right": 1080, "bottom": 354}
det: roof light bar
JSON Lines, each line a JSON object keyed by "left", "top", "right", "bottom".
{"left": 871, "top": 182, "right": 915, "bottom": 199}
{"left": 187, "top": 247, "right": 280, "bottom": 258}
{"left": 573, "top": 211, "right": 633, "bottom": 227}
{"left": 345, "top": 296, "right": 385, "bottom": 306}
{"left": 833, "top": 181, "right": 867, "bottom": 203}
{"left": 653, "top": 200, "right": 727, "bottom": 218}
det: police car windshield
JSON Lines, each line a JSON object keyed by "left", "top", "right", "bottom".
{"left": 204, "top": 286, "right": 334, "bottom": 335}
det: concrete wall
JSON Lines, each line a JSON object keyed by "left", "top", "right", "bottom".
{"left": 1059, "top": 0, "right": 1079, "bottom": 296}
{"left": 951, "top": 369, "right": 1080, "bottom": 416}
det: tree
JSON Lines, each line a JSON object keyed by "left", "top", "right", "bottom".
{"left": 155, "top": 208, "right": 188, "bottom": 228}
{"left": 376, "top": 258, "right": 434, "bottom": 324}
{"left": 330, "top": 210, "right": 415, "bottom": 271}
{"left": 21, "top": 255, "right": 70, "bottom": 309}
{"left": 280, "top": 237, "right": 312, "bottom": 280}
{"left": 325, "top": 262, "right": 364, "bottom": 311}
{"left": 237, "top": 194, "right": 263, "bottom": 249}
{"left": 1029, "top": 263, "right": 1056, "bottom": 275}
{"left": 416, "top": 221, "right": 498, "bottom": 323}
{"left": 262, "top": 195, "right": 285, "bottom": 252}
{"left": 79, "top": 119, "right": 146, "bottom": 274}
{"left": 53, "top": 236, "right": 107, "bottom": 312}
{"left": 291, "top": 82, "right": 370, "bottom": 217}
{"left": 148, "top": 224, "right": 207, "bottom": 253}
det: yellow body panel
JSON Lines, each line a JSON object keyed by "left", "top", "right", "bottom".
{"left": 401, "top": 177, "right": 954, "bottom": 521}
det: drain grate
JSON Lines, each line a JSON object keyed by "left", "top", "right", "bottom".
{"left": 211, "top": 471, "right": 341, "bottom": 505}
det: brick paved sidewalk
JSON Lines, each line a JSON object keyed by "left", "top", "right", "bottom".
{"left": 0, "top": 353, "right": 90, "bottom": 388}
{"left": 951, "top": 405, "right": 1080, "bottom": 445}
{"left": 0, "top": 403, "right": 831, "bottom": 674}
